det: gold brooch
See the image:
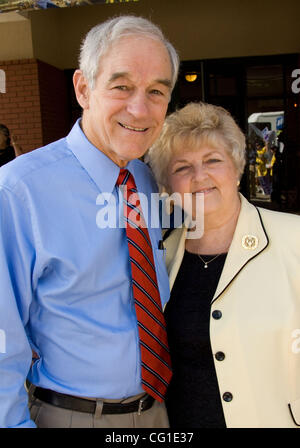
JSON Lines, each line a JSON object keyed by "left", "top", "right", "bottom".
{"left": 242, "top": 235, "right": 258, "bottom": 250}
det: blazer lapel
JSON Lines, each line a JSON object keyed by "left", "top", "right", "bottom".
{"left": 212, "top": 194, "right": 269, "bottom": 303}
{"left": 164, "top": 195, "right": 269, "bottom": 300}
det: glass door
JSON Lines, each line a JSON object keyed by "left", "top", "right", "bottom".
{"left": 246, "top": 64, "right": 285, "bottom": 204}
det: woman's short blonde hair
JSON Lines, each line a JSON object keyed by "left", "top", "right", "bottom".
{"left": 146, "top": 102, "right": 246, "bottom": 192}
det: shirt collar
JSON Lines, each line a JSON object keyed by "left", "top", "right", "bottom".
{"left": 66, "top": 119, "right": 141, "bottom": 194}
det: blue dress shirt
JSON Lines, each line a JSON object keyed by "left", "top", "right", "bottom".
{"left": 0, "top": 120, "right": 169, "bottom": 428}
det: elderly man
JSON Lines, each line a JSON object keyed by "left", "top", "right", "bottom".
{"left": 0, "top": 16, "right": 179, "bottom": 428}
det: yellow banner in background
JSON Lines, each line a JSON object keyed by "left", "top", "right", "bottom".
{"left": 0, "top": 0, "right": 139, "bottom": 13}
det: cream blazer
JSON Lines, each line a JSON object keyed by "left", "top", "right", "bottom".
{"left": 164, "top": 194, "right": 300, "bottom": 428}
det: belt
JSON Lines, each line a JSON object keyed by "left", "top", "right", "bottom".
{"left": 33, "top": 387, "right": 154, "bottom": 415}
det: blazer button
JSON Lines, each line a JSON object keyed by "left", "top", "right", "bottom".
{"left": 215, "top": 351, "right": 225, "bottom": 361}
{"left": 223, "top": 392, "right": 233, "bottom": 402}
{"left": 212, "top": 310, "right": 222, "bottom": 319}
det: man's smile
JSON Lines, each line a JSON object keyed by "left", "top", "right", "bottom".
{"left": 119, "top": 122, "right": 148, "bottom": 132}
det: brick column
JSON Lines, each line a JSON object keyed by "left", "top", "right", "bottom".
{"left": 0, "top": 59, "right": 43, "bottom": 153}
{"left": 0, "top": 59, "right": 71, "bottom": 155}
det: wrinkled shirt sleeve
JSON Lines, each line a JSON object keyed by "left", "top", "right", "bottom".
{"left": 0, "top": 186, "right": 36, "bottom": 428}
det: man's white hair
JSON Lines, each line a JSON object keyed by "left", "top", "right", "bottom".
{"left": 79, "top": 15, "right": 180, "bottom": 90}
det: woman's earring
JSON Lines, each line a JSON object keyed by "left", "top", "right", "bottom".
{"left": 237, "top": 180, "right": 240, "bottom": 187}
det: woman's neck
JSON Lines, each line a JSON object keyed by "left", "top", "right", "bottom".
{"left": 185, "top": 197, "right": 241, "bottom": 255}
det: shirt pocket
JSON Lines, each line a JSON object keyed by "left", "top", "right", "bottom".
{"left": 154, "top": 247, "right": 170, "bottom": 309}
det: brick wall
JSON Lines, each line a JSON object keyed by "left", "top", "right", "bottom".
{"left": 0, "top": 59, "right": 71, "bottom": 155}
{"left": 0, "top": 59, "right": 43, "bottom": 153}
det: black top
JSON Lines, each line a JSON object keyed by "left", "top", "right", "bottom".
{"left": 165, "top": 250, "right": 227, "bottom": 428}
{"left": 0, "top": 146, "right": 15, "bottom": 167}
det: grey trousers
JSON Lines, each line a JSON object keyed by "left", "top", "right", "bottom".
{"left": 28, "top": 387, "right": 169, "bottom": 428}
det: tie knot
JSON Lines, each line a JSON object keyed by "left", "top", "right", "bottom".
{"left": 116, "top": 169, "right": 136, "bottom": 191}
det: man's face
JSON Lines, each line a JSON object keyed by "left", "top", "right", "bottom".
{"left": 74, "top": 35, "right": 173, "bottom": 167}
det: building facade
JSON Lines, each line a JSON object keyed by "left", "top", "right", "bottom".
{"left": 0, "top": 0, "right": 300, "bottom": 210}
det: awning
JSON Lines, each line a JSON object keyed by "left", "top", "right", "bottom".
{"left": 0, "top": 0, "right": 139, "bottom": 13}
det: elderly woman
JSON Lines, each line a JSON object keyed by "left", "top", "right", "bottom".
{"left": 147, "top": 102, "right": 300, "bottom": 428}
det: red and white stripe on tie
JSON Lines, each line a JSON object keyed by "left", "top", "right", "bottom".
{"left": 116, "top": 168, "right": 172, "bottom": 402}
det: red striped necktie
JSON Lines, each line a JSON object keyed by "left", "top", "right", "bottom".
{"left": 116, "top": 168, "right": 172, "bottom": 402}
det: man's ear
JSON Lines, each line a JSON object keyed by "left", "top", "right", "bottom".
{"left": 73, "top": 69, "right": 90, "bottom": 110}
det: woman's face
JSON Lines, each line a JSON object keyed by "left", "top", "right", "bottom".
{"left": 167, "top": 142, "right": 240, "bottom": 221}
{"left": 0, "top": 131, "right": 7, "bottom": 150}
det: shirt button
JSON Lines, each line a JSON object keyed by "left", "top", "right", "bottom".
{"left": 223, "top": 392, "right": 233, "bottom": 402}
{"left": 215, "top": 351, "right": 225, "bottom": 361}
{"left": 212, "top": 310, "right": 222, "bottom": 319}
